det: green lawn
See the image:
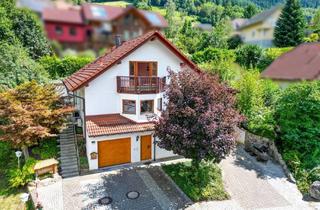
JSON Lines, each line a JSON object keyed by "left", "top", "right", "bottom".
{"left": 162, "top": 161, "right": 229, "bottom": 202}
{"left": 100, "top": 1, "right": 132, "bottom": 7}
{"left": 0, "top": 174, "right": 30, "bottom": 210}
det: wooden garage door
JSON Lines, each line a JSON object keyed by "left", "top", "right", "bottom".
{"left": 98, "top": 138, "right": 131, "bottom": 168}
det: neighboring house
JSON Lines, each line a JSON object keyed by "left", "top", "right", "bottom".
{"left": 231, "top": 18, "right": 247, "bottom": 35}
{"left": 236, "top": 6, "right": 282, "bottom": 48}
{"left": 261, "top": 43, "right": 320, "bottom": 88}
{"left": 63, "top": 31, "right": 199, "bottom": 170}
{"left": 17, "top": 0, "right": 53, "bottom": 15}
{"left": 40, "top": 3, "right": 167, "bottom": 51}
{"left": 194, "top": 23, "right": 213, "bottom": 32}
{"left": 43, "top": 8, "right": 89, "bottom": 50}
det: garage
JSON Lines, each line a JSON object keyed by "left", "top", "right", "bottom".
{"left": 98, "top": 138, "right": 131, "bottom": 168}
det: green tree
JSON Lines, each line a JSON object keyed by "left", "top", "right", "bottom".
{"left": 235, "top": 44, "right": 263, "bottom": 69}
{"left": 0, "top": 42, "right": 48, "bottom": 91}
{"left": 11, "top": 9, "right": 51, "bottom": 59}
{"left": 0, "top": 6, "right": 15, "bottom": 44}
{"left": 233, "top": 71, "right": 279, "bottom": 138}
{"left": 164, "top": 0, "right": 176, "bottom": 38}
{"left": 206, "top": 19, "right": 232, "bottom": 49}
{"left": 274, "top": 0, "right": 306, "bottom": 47}
{"left": 0, "top": 81, "right": 73, "bottom": 158}
{"left": 243, "top": 4, "right": 259, "bottom": 18}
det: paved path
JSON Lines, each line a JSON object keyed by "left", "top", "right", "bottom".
{"left": 187, "top": 146, "right": 320, "bottom": 210}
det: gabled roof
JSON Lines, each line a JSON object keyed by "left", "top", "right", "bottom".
{"left": 238, "top": 5, "right": 282, "bottom": 30}
{"left": 43, "top": 8, "right": 84, "bottom": 24}
{"left": 231, "top": 18, "right": 247, "bottom": 30}
{"left": 261, "top": 43, "right": 320, "bottom": 81}
{"left": 63, "top": 31, "right": 199, "bottom": 91}
{"left": 82, "top": 4, "right": 167, "bottom": 28}
{"left": 86, "top": 114, "right": 154, "bottom": 137}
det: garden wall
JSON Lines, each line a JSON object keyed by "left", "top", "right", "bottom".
{"left": 243, "top": 131, "right": 295, "bottom": 183}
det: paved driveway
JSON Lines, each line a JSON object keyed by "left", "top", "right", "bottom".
{"left": 62, "top": 166, "right": 191, "bottom": 210}
{"left": 187, "top": 146, "right": 320, "bottom": 210}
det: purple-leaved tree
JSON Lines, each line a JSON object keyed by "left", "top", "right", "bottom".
{"left": 155, "top": 68, "right": 243, "bottom": 167}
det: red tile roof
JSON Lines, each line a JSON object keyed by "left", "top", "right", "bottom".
{"left": 42, "top": 8, "right": 84, "bottom": 24}
{"left": 86, "top": 114, "right": 154, "bottom": 137}
{"left": 63, "top": 31, "right": 199, "bottom": 91}
{"left": 261, "top": 43, "right": 320, "bottom": 81}
{"left": 82, "top": 3, "right": 125, "bottom": 21}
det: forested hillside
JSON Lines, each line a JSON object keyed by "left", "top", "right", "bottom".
{"left": 129, "top": 0, "right": 320, "bottom": 9}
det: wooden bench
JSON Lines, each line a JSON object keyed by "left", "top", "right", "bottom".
{"left": 34, "top": 159, "right": 58, "bottom": 177}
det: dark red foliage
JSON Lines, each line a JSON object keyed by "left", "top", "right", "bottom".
{"left": 155, "top": 69, "right": 243, "bottom": 163}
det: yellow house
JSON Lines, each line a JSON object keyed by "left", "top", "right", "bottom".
{"left": 237, "top": 6, "right": 282, "bottom": 48}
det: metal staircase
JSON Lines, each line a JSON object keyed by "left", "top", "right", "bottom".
{"left": 58, "top": 122, "right": 80, "bottom": 178}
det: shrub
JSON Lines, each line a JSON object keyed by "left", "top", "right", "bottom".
{"left": 275, "top": 82, "right": 320, "bottom": 156}
{"left": 191, "top": 47, "right": 235, "bottom": 64}
{"left": 31, "top": 138, "right": 58, "bottom": 160}
{"left": 258, "top": 47, "right": 293, "bottom": 70}
{"left": 227, "top": 35, "right": 243, "bottom": 49}
{"left": 163, "top": 161, "right": 229, "bottom": 201}
{"left": 235, "top": 44, "right": 263, "bottom": 70}
{"left": 233, "top": 71, "right": 279, "bottom": 138}
{"left": 0, "top": 142, "right": 16, "bottom": 173}
{"left": 39, "top": 55, "right": 93, "bottom": 79}
{"left": 7, "top": 158, "right": 36, "bottom": 189}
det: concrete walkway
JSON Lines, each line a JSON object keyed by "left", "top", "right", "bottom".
{"left": 187, "top": 146, "right": 320, "bottom": 210}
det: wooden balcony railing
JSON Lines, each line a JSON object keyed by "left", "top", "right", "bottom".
{"left": 117, "top": 76, "right": 166, "bottom": 94}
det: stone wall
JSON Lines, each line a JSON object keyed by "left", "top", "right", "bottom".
{"left": 244, "top": 131, "right": 296, "bottom": 183}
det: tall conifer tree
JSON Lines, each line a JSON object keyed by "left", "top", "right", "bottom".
{"left": 274, "top": 0, "right": 306, "bottom": 47}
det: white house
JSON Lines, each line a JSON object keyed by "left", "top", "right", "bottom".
{"left": 63, "top": 31, "right": 199, "bottom": 170}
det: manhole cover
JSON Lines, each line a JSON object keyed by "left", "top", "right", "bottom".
{"left": 98, "top": 196, "right": 112, "bottom": 205}
{"left": 126, "top": 191, "right": 140, "bottom": 199}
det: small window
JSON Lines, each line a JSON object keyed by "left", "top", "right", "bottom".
{"left": 252, "top": 31, "right": 255, "bottom": 38}
{"left": 123, "top": 100, "right": 136, "bottom": 114}
{"left": 157, "top": 98, "right": 162, "bottom": 111}
{"left": 55, "top": 26, "right": 63, "bottom": 35}
{"left": 69, "top": 27, "right": 77, "bottom": 36}
{"left": 141, "top": 100, "right": 154, "bottom": 114}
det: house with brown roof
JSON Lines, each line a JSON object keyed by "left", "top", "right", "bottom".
{"left": 236, "top": 6, "right": 282, "bottom": 48}
{"left": 41, "top": 3, "right": 167, "bottom": 51}
{"left": 63, "top": 31, "right": 198, "bottom": 170}
{"left": 261, "top": 43, "right": 320, "bottom": 88}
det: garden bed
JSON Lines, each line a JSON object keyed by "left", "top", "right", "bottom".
{"left": 162, "top": 161, "right": 229, "bottom": 202}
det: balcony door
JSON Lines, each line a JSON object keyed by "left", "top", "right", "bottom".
{"left": 129, "top": 61, "right": 157, "bottom": 77}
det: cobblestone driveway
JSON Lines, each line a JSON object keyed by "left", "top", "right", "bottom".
{"left": 187, "top": 146, "right": 320, "bottom": 210}
{"left": 62, "top": 166, "right": 191, "bottom": 210}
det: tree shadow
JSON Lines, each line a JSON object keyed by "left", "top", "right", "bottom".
{"left": 232, "top": 146, "right": 287, "bottom": 180}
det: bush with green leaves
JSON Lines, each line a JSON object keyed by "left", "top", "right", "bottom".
{"left": 7, "top": 158, "right": 36, "bottom": 189}
{"left": 235, "top": 44, "right": 263, "bottom": 70}
{"left": 233, "top": 71, "right": 279, "bottom": 138}
{"left": 39, "top": 56, "right": 93, "bottom": 79}
{"left": 192, "top": 47, "right": 235, "bottom": 64}
{"left": 0, "top": 142, "right": 16, "bottom": 173}
{"left": 258, "top": 47, "right": 293, "bottom": 70}
{"left": 31, "top": 138, "right": 58, "bottom": 160}
{"left": 162, "top": 161, "right": 229, "bottom": 201}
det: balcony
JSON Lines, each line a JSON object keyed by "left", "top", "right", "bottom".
{"left": 117, "top": 76, "right": 166, "bottom": 94}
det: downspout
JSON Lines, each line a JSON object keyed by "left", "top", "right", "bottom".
{"left": 153, "top": 134, "right": 156, "bottom": 161}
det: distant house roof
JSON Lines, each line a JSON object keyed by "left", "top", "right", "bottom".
{"left": 63, "top": 31, "right": 199, "bottom": 91}
{"left": 43, "top": 8, "right": 84, "bottom": 24}
{"left": 17, "top": 0, "right": 53, "bottom": 13}
{"left": 82, "top": 3, "right": 167, "bottom": 28}
{"left": 238, "top": 6, "right": 282, "bottom": 30}
{"left": 86, "top": 114, "right": 154, "bottom": 137}
{"left": 231, "top": 18, "right": 247, "bottom": 30}
{"left": 261, "top": 43, "right": 320, "bottom": 81}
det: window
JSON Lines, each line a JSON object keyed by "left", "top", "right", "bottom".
{"left": 123, "top": 100, "right": 136, "bottom": 114}
{"left": 140, "top": 100, "right": 154, "bottom": 114}
{"left": 157, "top": 98, "right": 162, "bottom": 111}
{"left": 55, "top": 26, "right": 63, "bottom": 35}
{"left": 252, "top": 31, "right": 255, "bottom": 38}
{"left": 69, "top": 27, "right": 77, "bottom": 36}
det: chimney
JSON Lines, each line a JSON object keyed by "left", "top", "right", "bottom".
{"left": 115, "top": 35, "right": 122, "bottom": 47}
